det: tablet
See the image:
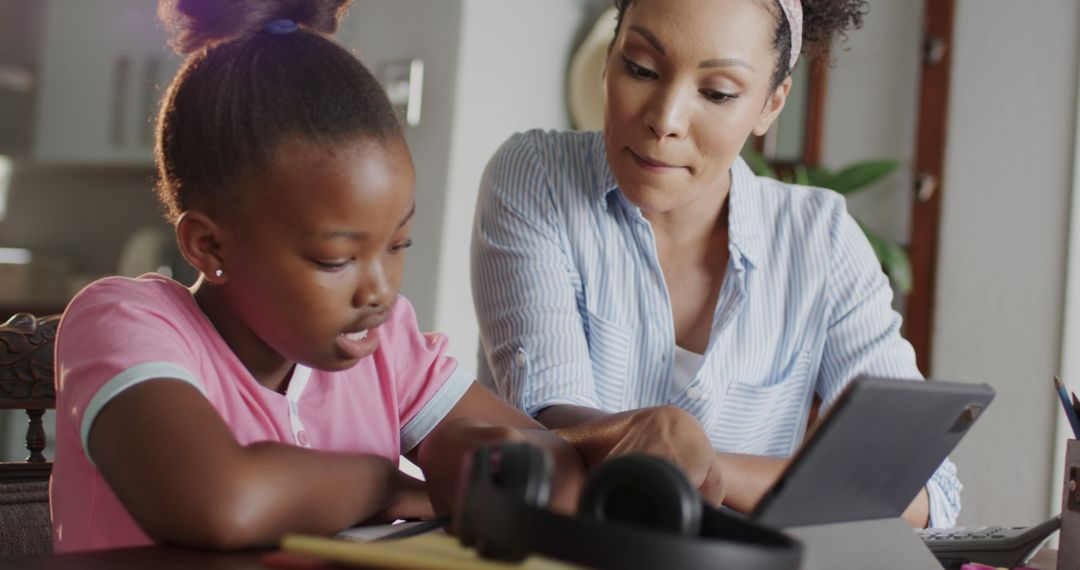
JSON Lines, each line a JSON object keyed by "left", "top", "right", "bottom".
{"left": 750, "top": 376, "right": 995, "bottom": 528}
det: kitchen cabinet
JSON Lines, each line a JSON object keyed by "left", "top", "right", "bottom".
{"left": 34, "top": 0, "right": 182, "bottom": 164}
{"left": 0, "top": 0, "right": 40, "bottom": 158}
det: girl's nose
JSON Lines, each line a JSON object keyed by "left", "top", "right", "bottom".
{"left": 353, "top": 262, "right": 392, "bottom": 309}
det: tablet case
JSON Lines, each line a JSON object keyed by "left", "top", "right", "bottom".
{"left": 751, "top": 376, "right": 995, "bottom": 570}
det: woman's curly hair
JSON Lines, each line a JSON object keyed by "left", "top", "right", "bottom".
{"left": 612, "top": 0, "right": 869, "bottom": 90}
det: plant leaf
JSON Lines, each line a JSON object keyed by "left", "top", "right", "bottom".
{"left": 741, "top": 148, "right": 776, "bottom": 178}
{"left": 793, "top": 164, "right": 810, "bottom": 186}
{"left": 828, "top": 160, "right": 900, "bottom": 195}
{"left": 858, "top": 222, "right": 913, "bottom": 295}
{"left": 805, "top": 167, "right": 833, "bottom": 188}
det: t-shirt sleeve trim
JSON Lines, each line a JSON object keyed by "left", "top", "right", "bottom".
{"left": 80, "top": 361, "right": 205, "bottom": 465}
{"left": 399, "top": 364, "right": 474, "bottom": 454}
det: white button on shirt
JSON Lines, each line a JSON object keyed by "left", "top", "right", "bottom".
{"left": 471, "top": 129, "right": 962, "bottom": 527}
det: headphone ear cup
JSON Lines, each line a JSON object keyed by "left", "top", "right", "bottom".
{"left": 464, "top": 443, "right": 554, "bottom": 562}
{"left": 490, "top": 442, "right": 553, "bottom": 508}
{"left": 578, "top": 454, "right": 703, "bottom": 536}
{"left": 454, "top": 445, "right": 495, "bottom": 548}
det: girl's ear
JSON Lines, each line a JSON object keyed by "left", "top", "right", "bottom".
{"left": 175, "top": 210, "right": 227, "bottom": 284}
{"left": 752, "top": 75, "right": 793, "bottom": 137}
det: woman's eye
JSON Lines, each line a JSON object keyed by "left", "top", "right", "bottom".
{"left": 701, "top": 89, "right": 736, "bottom": 103}
{"left": 622, "top": 56, "right": 658, "bottom": 79}
{"left": 312, "top": 259, "right": 349, "bottom": 271}
{"left": 389, "top": 238, "right": 414, "bottom": 254}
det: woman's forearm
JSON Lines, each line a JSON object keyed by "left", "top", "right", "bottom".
{"left": 902, "top": 488, "right": 930, "bottom": 528}
{"left": 539, "top": 405, "right": 649, "bottom": 468}
{"left": 713, "top": 453, "right": 789, "bottom": 513}
{"left": 416, "top": 418, "right": 586, "bottom": 516}
{"left": 538, "top": 404, "right": 725, "bottom": 505}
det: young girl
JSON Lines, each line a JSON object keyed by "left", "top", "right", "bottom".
{"left": 49, "top": 0, "right": 583, "bottom": 552}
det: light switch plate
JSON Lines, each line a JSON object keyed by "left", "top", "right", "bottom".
{"left": 383, "top": 58, "right": 424, "bottom": 127}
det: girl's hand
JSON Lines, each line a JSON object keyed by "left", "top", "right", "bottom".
{"left": 365, "top": 471, "right": 434, "bottom": 523}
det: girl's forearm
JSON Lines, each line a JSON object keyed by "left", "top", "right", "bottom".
{"left": 174, "top": 442, "right": 399, "bottom": 549}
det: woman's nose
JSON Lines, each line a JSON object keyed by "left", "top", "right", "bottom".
{"left": 644, "top": 85, "right": 690, "bottom": 140}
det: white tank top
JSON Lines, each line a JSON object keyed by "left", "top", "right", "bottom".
{"left": 670, "top": 345, "right": 705, "bottom": 394}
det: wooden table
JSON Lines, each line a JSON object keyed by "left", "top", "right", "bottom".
{"left": 4, "top": 546, "right": 283, "bottom": 569}
{"left": 1026, "top": 547, "right": 1058, "bottom": 570}
{"left": 4, "top": 545, "right": 1061, "bottom": 569}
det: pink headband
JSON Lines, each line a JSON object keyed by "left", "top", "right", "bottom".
{"left": 779, "top": 0, "right": 803, "bottom": 70}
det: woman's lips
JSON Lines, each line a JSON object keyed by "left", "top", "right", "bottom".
{"left": 628, "top": 148, "right": 685, "bottom": 171}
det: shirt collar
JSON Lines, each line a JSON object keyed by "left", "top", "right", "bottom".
{"left": 593, "top": 133, "right": 621, "bottom": 209}
{"left": 727, "top": 155, "right": 764, "bottom": 268}
{"left": 595, "top": 138, "right": 764, "bottom": 268}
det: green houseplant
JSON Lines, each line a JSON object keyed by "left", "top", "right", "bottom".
{"left": 742, "top": 151, "right": 912, "bottom": 294}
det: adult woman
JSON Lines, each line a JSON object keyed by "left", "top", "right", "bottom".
{"left": 472, "top": 0, "right": 958, "bottom": 528}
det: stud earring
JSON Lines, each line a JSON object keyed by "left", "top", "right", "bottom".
{"left": 214, "top": 269, "right": 224, "bottom": 278}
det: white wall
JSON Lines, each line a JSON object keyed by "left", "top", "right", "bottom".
{"left": 822, "top": 0, "right": 923, "bottom": 247}
{"left": 339, "top": 1, "right": 592, "bottom": 371}
{"left": 932, "top": 0, "right": 1079, "bottom": 526}
{"left": 337, "top": 0, "right": 466, "bottom": 331}
{"left": 824, "top": 0, "right": 1080, "bottom": 526}
{"left": 434, "top": 0, "right": 590, "bottom": 368}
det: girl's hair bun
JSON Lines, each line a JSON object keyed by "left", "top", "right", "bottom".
{"left": 159, "top": 0, "right": 353, "bottom": 54}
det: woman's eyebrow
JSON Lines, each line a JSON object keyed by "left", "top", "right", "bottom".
{"left": 629, "top": 24, "right": 665, "bottom": 55}
{"left": 629, "top": 24, "right": 754, "bottom": 71}
{"left": 699, "top": 58, "right": 754, "bottom": 71}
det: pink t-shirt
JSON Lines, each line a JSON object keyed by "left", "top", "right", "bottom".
{"left": 50, "top": 274, "right": 472, "bottom": 552}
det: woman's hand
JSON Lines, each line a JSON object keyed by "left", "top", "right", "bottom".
{"left": 540, "top": 404, "right": 725, "bottom": 506}
{"left": 413, "top": 384, "right": 587, "bottom": 517}
{"left": 606, "top": 406, "right": 725, "bottom": 506}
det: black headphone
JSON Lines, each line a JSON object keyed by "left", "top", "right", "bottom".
{"left": 454, "top": 443, "right": 803, "bottom": 570}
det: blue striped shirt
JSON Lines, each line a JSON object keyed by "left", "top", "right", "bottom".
{"left": 471, "top": 129, "right": 961, "bottom": 527}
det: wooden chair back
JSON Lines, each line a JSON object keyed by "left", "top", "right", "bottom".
{"left": 0, "top": 313, "right": 60, "bottom": 556}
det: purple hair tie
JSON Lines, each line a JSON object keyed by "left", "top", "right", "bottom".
{"left": 265, "top": 19, "right": 299, "bottom": 34}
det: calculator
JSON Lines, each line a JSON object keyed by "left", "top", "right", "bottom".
{"left": 916, "top": 515, "right": 1060, "bottom": 569}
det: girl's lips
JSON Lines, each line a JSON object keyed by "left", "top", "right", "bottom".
{"left": 335, "top": 326, "right": 380, "bottom": 360}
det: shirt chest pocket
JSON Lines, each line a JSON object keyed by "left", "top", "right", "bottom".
{"left": 715, "top": 349, "right": 814, "bottom": 455}
{"left": 585, "top": 309, "right": 633, "bottom": 411}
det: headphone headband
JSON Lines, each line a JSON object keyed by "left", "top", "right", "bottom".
{"left": 456, "top": 444, "right": 802, "bottom": 570}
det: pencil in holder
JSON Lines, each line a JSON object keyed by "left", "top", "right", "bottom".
{"left": 1060, "top": 439, "right": 1080, "bottom": 569}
